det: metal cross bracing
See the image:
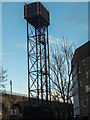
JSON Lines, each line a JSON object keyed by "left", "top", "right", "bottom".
{"left": 27, "top": 21, "right": 51, "bottom": 104}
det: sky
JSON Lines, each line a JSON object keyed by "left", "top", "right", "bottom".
{"left": 2, "top": 2, "right": 88, "bottom": 94}
{"left": 0, "top": 0, "right": 90, "bottom": 2}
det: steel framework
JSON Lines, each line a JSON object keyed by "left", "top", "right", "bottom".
{"left": 27, "top": 19, "right": 51, "bottom": 104}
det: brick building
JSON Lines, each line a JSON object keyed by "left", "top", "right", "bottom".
{"left": 1, "top": 92, "right": 73, "bottom": 120}
{"left": 72, "top": 41, "right": 90, "bottom": 120}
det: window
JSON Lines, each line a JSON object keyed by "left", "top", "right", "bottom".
{"left": 81, "top": 100, "right": 88, "bottom": 107}
{"left": 80, "top": 81, "right": 82, "bottom": 87}
{"left": 11, "top": 109, "right": 17, "bottom": 115}
{"left": 11, "top": 110, "right": 13, "bottom": 115}
{"left": 78, "top": 68, "right": 81, "bottom": 74}
{"left": 82, "top": 59, "right": 85, "bottom": 66}
{"left": 86, "top": 71, "right": 88, "bottom": 78}
{"left": 86, "top": 85, "right": 90, "bottom": 93}
{"left": 14, "top": 110, "right": 16, "bottom": 114}
{"left": 72, "top": 65, "right": 77, "bottom": 77}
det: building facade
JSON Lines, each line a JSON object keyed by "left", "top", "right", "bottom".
{"left": 1, "top": 92, "right": 73, "bottom": 120}
{"left": 72, "top": 41, "right": 90, "bottom": 120}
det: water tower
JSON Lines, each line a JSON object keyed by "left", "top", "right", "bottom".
{"left": 24, "top": 2, "right": 51, "bottom": 104}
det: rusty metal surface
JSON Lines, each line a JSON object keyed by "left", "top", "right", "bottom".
{"left": 24, "top": 2, "right": 50, "bottom": 28}
{"left": 25, "top": 2, "right": 51, "bottom": 105}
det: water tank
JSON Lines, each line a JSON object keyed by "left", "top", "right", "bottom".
{"left": 24, "top": 2, "right": 50, "bottom": 28}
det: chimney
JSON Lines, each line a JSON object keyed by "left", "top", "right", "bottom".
{"left": 10, "top": 80, "right": 12, "bottom": 94}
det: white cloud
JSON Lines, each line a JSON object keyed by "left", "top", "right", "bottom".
{"left": 49, "top": 35, "right": 61, "bottom": 44}
{"left": 1, "top": 52, "right": 14, "bottom": 56}
{"left": 64, "top": 8, "right": 88, "bottom": 30}
{"left": 64, "top": 10, "right": 79, "bottom": 23}
{"left": 15, "top": 43, "right": 26, "bottom": 49}
{"left": 73, "top": 20, "right": 88, "bottom": 29}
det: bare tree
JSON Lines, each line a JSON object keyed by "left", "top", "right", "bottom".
{"left": 0, "top": 67, "right": 8, "bottom": 90}
{"left": 50, "top": 37, "right": 75, "bottom": 120}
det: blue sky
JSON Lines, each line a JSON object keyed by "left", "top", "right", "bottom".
{"left": 2, "top": 2, "right": 88, "bottom": 94}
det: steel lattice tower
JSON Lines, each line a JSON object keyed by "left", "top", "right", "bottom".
{"left": 24, "top": 2, "right": 51, "bottom": 104}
